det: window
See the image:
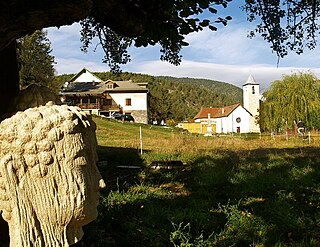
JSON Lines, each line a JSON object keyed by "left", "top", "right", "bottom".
{"left": 107, "top": 84, "right": 113, "bottom": 89}
{"left": 252, "top": 86, "right": 255, "bottom": 94}
{"left": 236, "top": 117, "right": 241, "bottom": 123}
{"left": 125, "top": 98, "right": 132, "bottom": 106}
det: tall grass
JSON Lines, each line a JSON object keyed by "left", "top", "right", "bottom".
{"left": 79, "top": 117, "right": 320, "bottom": 246}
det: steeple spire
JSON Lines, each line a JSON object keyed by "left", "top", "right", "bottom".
{"left": 243, "top": 74, "right": 258, "bottom": 86}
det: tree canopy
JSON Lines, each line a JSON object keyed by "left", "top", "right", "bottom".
{"left": 1, "top": 0, "right": 233, "bottom": 66}
{"left": 261, "top": 73, "right": 320, "bottom": 131}
{"left": 79, "top": 0, "right": 233, "bottom": 71}
{"left": 244, "top": 0, "right": 320, "bottom": 61}
{"left": 2, "top": 1, "right": 320, "bottom": 66}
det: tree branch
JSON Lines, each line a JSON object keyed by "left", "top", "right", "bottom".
{"left": 0, "top": 0, "right": 154, "bottom": 51}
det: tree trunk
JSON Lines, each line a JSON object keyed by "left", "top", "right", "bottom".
{"left": 0, "top": 42, "right": 20, "bottom": 117}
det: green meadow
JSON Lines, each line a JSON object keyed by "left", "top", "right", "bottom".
{"left": 80, "top": 116, "right": 320, "bottom": 246}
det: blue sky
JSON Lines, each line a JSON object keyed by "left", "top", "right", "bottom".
{"left": 46, "top": 1, "right": 320, "bottom": 91}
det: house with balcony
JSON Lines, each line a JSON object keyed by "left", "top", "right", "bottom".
{"left": 59, "top": 68, "right": 148, "bottom": 124}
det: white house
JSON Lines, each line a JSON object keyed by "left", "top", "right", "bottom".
{"left": 193, "top": 75, "right": 260, "bottom": 134}
{"left": 59, "top": 68, "right": 149, "bottom": 124}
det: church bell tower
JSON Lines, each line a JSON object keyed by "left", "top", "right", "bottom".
{"left": 243, "top": 75, "right": 260, "bottom": 133}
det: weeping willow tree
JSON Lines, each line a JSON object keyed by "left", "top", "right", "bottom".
{"left": 261, "top": 73, "right": 320, "bottom": 131}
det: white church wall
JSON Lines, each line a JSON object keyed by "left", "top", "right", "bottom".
{"left": 230, "top": 107, "right": 251, "bottom": 133}
{"left": 216, "top": 106, "right": 251, "bottom": 134}
{"left": 215, "top": 118, "right": 223, "bottom": 133}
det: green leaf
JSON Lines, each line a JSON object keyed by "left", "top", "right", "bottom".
{"left": 209, "top": 25, "right": 217, "bottom": 31}
{"left": 209, "top": 7, "right": 217, "bottom": 14}
{"left": 199, "top": 19, "right": 210, "bottom": 27}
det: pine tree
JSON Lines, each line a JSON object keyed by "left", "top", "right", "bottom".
{"left": 17, "top": 30, "right": 56, "bottom": 90}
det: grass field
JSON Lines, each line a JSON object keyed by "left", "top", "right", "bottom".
{"left": 79, "top": 116, "right": 320, "bottom": 246}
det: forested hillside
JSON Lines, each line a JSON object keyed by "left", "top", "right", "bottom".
{"left": 54, "top": 71, "right": 242, "bottom": 122}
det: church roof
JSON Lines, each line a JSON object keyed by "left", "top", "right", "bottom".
{"left": 194, "top": 103, "right": 242, "bottom": 119}
{"left": 243, "top": 74, "right": 259, "bottom": 86}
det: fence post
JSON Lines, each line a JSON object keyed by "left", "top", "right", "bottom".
{"left": 140, "top": 126, "right": 143, "bottom": 155}
{"left": 286, "top": 130, "right": 288, "bottom": 141}
{"left": 308, "top": 131, "right": 311, "bottom": 144}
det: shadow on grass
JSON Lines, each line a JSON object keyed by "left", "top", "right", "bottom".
{"left": 78, "top": 146, "right": 320, "bottom": 247}
{"left": 97, "top": 145, "right": 145, "bottom": 191}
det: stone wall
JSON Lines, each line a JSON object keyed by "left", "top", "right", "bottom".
{"left": 131, "top": 110, "right": 148, "bottom": 124}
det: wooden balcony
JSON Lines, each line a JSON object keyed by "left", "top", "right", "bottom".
{"left": 100, "top": 105, "right": 122, "bottom": 111}
{"left": 77, "top": 103, "right": 121, "bottom": 111}
{"left": 77, "top": 103, "right": 99, "bottom": 109}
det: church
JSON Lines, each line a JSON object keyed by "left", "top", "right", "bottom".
{"left": 192, "top": 75, "right": 261, "bottom": 134}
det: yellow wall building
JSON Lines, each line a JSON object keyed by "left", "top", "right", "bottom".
{"left": 178, "top": 122, "right": 216, "bottom": 135}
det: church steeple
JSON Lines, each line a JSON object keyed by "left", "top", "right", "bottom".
{"left": 243, "top": 74, "right": 258, "bottom": 86}
{"left": 243, "top": 75, "right": 260, "bottom": 133}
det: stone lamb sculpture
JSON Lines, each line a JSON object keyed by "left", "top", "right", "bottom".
{"left": 0, "top": 102, "right": 106, "bottom": 246}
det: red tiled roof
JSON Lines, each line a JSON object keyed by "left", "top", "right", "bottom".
{"left": 194, "top": 103, "right": 241, "bottom": 119}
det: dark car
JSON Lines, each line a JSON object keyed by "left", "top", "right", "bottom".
{"left": 112, "top": 113, "right": 122, "bottom": 119}
{"left": 113, "top": 113, "right": 134, "bottom": 122}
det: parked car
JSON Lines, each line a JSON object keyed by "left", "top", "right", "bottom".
{"left": 113, "top": 113, "right": 135, "bottom": 122}
{"left": 112, "top": 113, "right": 122, "bottom": 119}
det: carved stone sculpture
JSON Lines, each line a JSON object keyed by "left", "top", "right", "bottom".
{"left": 0, "top": 102, "right": 106, "bottom": 246}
